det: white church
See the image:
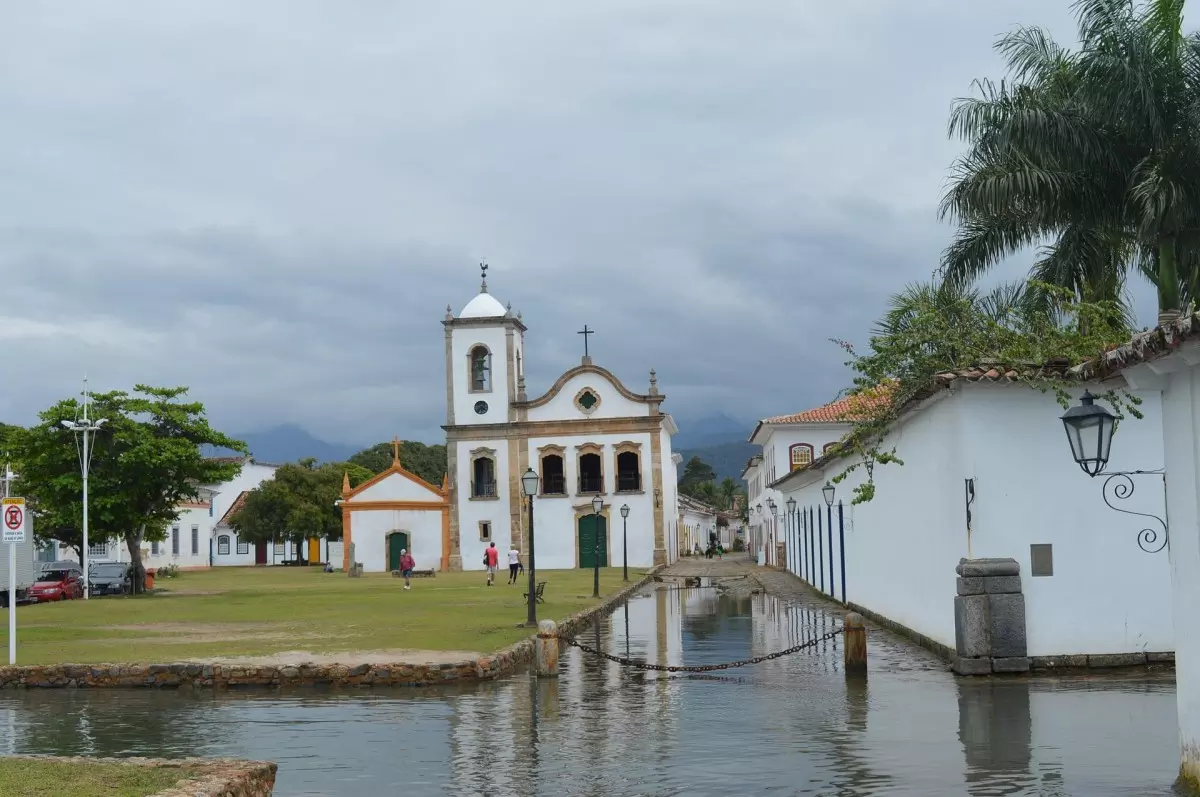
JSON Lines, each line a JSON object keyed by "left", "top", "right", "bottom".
{"left": 338, "top": 272, "right": 681, "bottom": 573}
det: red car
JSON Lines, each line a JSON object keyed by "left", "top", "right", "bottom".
{"left": 27, "top": 567, "right": 84, "bottom": 603}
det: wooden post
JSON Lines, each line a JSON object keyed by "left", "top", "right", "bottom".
{"left": 536, "top": 619, "right": 559, "bottom": 678}
{"left": 844, "top": 612, "right": 867, "bottom": 678}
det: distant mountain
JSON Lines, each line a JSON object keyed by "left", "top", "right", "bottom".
{"left": 676, "top": 441, "right": 758, "bottom": 485}
{"left": 672, "top": 412, "right": 751, "bottom": 449}
{"left": 205, "top": 424, "right": 359, "bottom": 464}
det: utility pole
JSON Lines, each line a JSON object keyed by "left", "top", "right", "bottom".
{"left": 61, "top": 378, "right": 106, "bottom": 600}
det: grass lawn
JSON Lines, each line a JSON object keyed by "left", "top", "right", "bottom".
{"left": 0, "top": 758, "right": 198, "bottom": 797}
{"left": 0, "top": 565, "right": 646, "bottom": 665}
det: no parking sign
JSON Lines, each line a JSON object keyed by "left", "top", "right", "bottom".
{"left": 1, "top": 498, "right": 25, "bottom": 543}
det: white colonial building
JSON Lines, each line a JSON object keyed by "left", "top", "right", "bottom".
{"left": 744, "top": 398, "right": 857, "bottom": 566}
{"left": 678, "top": 493, "right": 717, "bottom": 556}
{"left": 343, "top": 276, "right": 680, "bottom": 573}
{"left": 770, "top": 374, "right": 1172, "bottom": 664}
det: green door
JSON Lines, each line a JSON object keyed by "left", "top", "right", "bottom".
{"left": 578, "top": 515, "right": 608, "bottom": 568}
{"left": 387, "top": 532, "right": 409, "bottom": 571}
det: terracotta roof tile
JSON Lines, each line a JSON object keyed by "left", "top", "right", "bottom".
{"left": 762, "top": 389, "right": 891, "bottom": 425}
{"left": 216, "top": 491, "right": 249, "bottom": 527}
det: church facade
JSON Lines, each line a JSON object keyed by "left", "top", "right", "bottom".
{"left": 442, "top": 277, "right": 680, "bottom": 572}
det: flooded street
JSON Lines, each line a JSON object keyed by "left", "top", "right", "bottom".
{"left": 0, "top": 574, "right": 1181, "bottom": 796}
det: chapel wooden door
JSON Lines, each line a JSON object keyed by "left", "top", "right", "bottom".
{"left": 254, "top": 541, "right": 268, "bottom": 565}
{"left": 387, "top": 532, "right": 409, "bottom": 571}
{"left": 578, "top": 516, "right": 608, "bottom": 568}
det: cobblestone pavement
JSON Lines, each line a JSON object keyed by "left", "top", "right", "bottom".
{"left": 661, "top": 555, "right": 948, "bottom": 674}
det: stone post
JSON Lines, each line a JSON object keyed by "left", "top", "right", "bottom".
{"left": 953, "top": 557, "right": 1029, "bottom": 675}
{"left": 347, "top": 543, "right": 361, "bottom": 578}
{"left": 535, "top": 619, "right": 559, "bottom": 678}
{"left": 843, "top": 612, "right": 867, "bottom": 678}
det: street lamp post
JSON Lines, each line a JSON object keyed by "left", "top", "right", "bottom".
{"left": 620, "top": 504, "right": 630, "bottom": 582}
{"left": 60, "top": 380, "right": 107, "bottom": 600}
{"left": 767, "top": 498, "right": 777, "bottom": 566}
{"left": 786, "top": 496, "right": 797, "bottom": 574}
{"left": 591, "top": 495, "right": 604, "bottom": 598}
{"left": 521, "top": 468, "right": 540, "bottom": 626}
{"left": 755, "top": 503, "right": 762, "bottom": 563}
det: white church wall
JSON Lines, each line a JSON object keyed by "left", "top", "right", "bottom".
{"left": 451, "top": 325, "right": 511, "bottom": 425}
{"left": 524, "top": 372, "right": 650, "bottom": 422}
{"left": 659, "top": 425, "right": 679, "bottom": 565}
{"left": 779, "top": 382, "right": 1172, "bottom": 659}
{"left": 350, "top": 508, "right": 444, "bottom": 572}
{"left": 457, "top": 438, "right": 514, "bottom": 570}
{"left": 525, "top": 432, "right": 659, "bottom": 570}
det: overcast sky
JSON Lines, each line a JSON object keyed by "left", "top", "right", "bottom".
{"left": 0, "top": 1, "right": 1160, "bottom": 446}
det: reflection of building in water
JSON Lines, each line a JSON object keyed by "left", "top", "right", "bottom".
{"left": 446, "top": 679, "right": 534, "bottom": 795}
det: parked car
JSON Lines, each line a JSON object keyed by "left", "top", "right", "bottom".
{"left": 89, "top": 562, "right": 131, "bottom": 596}
{"left": 27, "top": 567, "right": 83, "bottom": 603}
{"left": 38, "top": 560, "right": 79, "bottom": 575}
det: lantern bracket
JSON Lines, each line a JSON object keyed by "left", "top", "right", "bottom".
{"left": 1100, "top": 470, "right": 1168, "bottom": 554}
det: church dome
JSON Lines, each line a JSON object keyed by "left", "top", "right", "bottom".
{"left": 459, "top": 291, "right": 507, "bottom": 319}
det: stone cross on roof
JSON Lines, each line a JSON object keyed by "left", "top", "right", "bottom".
{"left": 392, "top": 436, "right": 403, "bottom": 465}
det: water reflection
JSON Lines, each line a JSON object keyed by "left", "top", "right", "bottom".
{"left": 0, "top": 584, "right": 1181, "bottom": 796}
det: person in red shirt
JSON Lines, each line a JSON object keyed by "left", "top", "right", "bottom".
{"left": 484, "top": 542, "right": 500, "bottom": 586}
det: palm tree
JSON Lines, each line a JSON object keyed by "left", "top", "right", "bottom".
{"left": 718, "top": 477, "right": 739, "bottom": 510}
{"left": 940, "top": 0, "right": 1200, "bottom": 320}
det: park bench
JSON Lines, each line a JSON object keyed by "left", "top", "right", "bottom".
{"left": 523, "top": 581, "right": 547, "bottom": 604}
{"left": 391, "top": 569, "right": 436, "bottom": 578}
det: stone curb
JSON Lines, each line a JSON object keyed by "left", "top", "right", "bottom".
{"left": 749, "top": 566, "right": 1174, "bottom": 677}
{"left": 0, "top": 569, "right": 660, "bottom": 690}
{"left": 3, "top": 755, "right": 276, "bottom": 796}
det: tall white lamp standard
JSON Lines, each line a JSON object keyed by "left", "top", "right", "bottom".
{"left": 60, "top": 380, "right": 106, "bottom": 600}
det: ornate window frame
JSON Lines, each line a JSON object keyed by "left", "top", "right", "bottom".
{"left": 823, "top": 442, "right": 838, "bottom": 455}
{"left": 576, "top": 442, "right": 605, "bottom": 495}
{"left": 613, "top": 441, "right": 643, "bottom": 494}
{"left": 479, "top": 520, "right": 492, "bottom": 541}
{"left": 470, "top": 446, "right": 499, "bottom": 501}
{"left": 574, "top": 386, "right": 601, "bottom": 415}
{"left": 789, "top": 443, "right": 814, "bottom": 471}
{"left": 217, "top": 535, "right": 231, "bottom": 556}
{"left": 537, "top": 444, "right": 568, "bottom": 497}
{"left": 468, "top": 344, "right": 493, "bottom": 394}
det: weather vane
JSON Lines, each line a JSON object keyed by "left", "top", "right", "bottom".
{"left": 480, "top": 261, "right": 489, "bottom": 292}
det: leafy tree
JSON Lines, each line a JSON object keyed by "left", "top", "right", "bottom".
{"left": 940, "top": 0, "right": 1200, "bottom": 317}
{"left": 718, "top": 477, "right": 742, "bottom": 511}
{"left": 13, "top": 386, "right": 245, "bottom": 591}
{"left": 348, "top": 440, "right": 446, "bottom": 485}
{"left": 831, "top": 280, "right": 1139, "bottom": 504}
{"left": 678, "top": 456, "right": 717, "bottom": 497}
{"left": 228, "top": 459, "right": 374, "bottom": 561}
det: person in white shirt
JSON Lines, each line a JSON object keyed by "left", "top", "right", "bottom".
{"left": 507, "top": 546, "right": 521, "bottom": 584}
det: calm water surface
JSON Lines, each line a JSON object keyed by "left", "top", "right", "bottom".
{"left": 0, "top": 583, "right": 1182, "bottom": 796}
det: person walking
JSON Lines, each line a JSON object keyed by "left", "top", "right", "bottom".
{"left": 399, "top": 549, "right": 416, "bottom": 590}
{"left": 484, "top": 542, "right": 500, "bottom": 586}
{"left": 507, "top": 544, "right": 521, "bottom": 584}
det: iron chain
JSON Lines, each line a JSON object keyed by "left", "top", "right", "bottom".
{"left": 557, "top": 628, "right": 843, "bottom": 673}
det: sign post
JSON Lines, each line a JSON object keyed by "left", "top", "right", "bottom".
{"left": 2, "top": 496, "right": 25, "bottom": 665}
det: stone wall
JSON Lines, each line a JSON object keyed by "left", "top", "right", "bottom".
{"left": 5, "top": 756, "right": 276, "bottom": 796}
{"left": 0, "top": 570, "right": 659, "bottom": 690}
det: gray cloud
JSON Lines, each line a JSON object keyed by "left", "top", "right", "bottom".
{"left": 0, "top": 0, "right": 1155, "bottom": 445}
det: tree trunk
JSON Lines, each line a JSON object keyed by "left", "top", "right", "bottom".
{"left": 1158, "top": 237, "right": 1181, "bottom": 320}
{"left": 125, "top": 524, "right": 146, "bottom": 595}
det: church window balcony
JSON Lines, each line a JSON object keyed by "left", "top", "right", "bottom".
{"left": 470, "top": 450, "right": 499, "bottom": 500}
{"left": 538, "top": 451, "right": 567, "bottom": 496}
{"left": 577, "top": 449, "right": 604, "bottom": 494}
{"left": 472, "top": 480, "right": 498, "bottom": 498}
{"left": 615, "top": 446, "right": 643, "bottom": 493}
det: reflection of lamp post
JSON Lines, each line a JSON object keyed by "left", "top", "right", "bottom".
{"left": 620, "top": 503, "right": 630, "bottom": 582}
{"left": 591, "top": 494, "right": 604, "bottom": 598}
{"left": 521, "top": 468, "right": 540, "bottom": 626}
{"left": 61, "top": 382, "right": 107, "bottom": 600}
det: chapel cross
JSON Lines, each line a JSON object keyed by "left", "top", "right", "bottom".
{"left": 391, "top": 436, "right": 403, "bottom": 464}
{"left": 578, "top": 325, "right": 595, "bottom": 357}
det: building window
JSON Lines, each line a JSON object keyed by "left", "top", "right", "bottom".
{"left": 615, "top": 446, "right": 642, "bottom": 492}
{"left": 479, "top": 521, "right": 492, "bottom": 541}
{"left": 151, "top": 541, "right": 160, "bottom": 556}
{"left": 87, "top": 541, "right": 107, "bottom": 559}
{"left": 823, "top": 442, "right": 838, "bottom": 455}
{"left": 171, "top": 526, "right": 180, "bottom": 556}
{"left": 37, "top": 543, "right": 56, "bottom": 563}
{"left": 209, "top": 502, "right": 213, "bottom": 517}
{"left": 574, "top": 387, "right": 601, "bottom": 414}
{"left": 539, "top": 447, "right": 566, "bottom": 495}
{"left": 217, "top": 535, "right": 231, "bottom": 556}
{"left": 789, "top": 444, "right": 814, "bottom": 471}
{"left": 274, "top": 540, "right": 285, "bottom": 556}
{"left": 578, "top": 446, "right": 603, "bottom": 494}
{"left": 1031, "top": 544, "right": 1054, "bottom": 577}
{"left": 236, "top": 537, "right": 249, "bottom": 555}
{"left": 191, "top": 525, "right": 200, "bottom": 556}
{"left": 471, "top": 451, "right": 498, "bottom": 499}
{"left": 469, "top": 345, "right": 492, "bottom": 392}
